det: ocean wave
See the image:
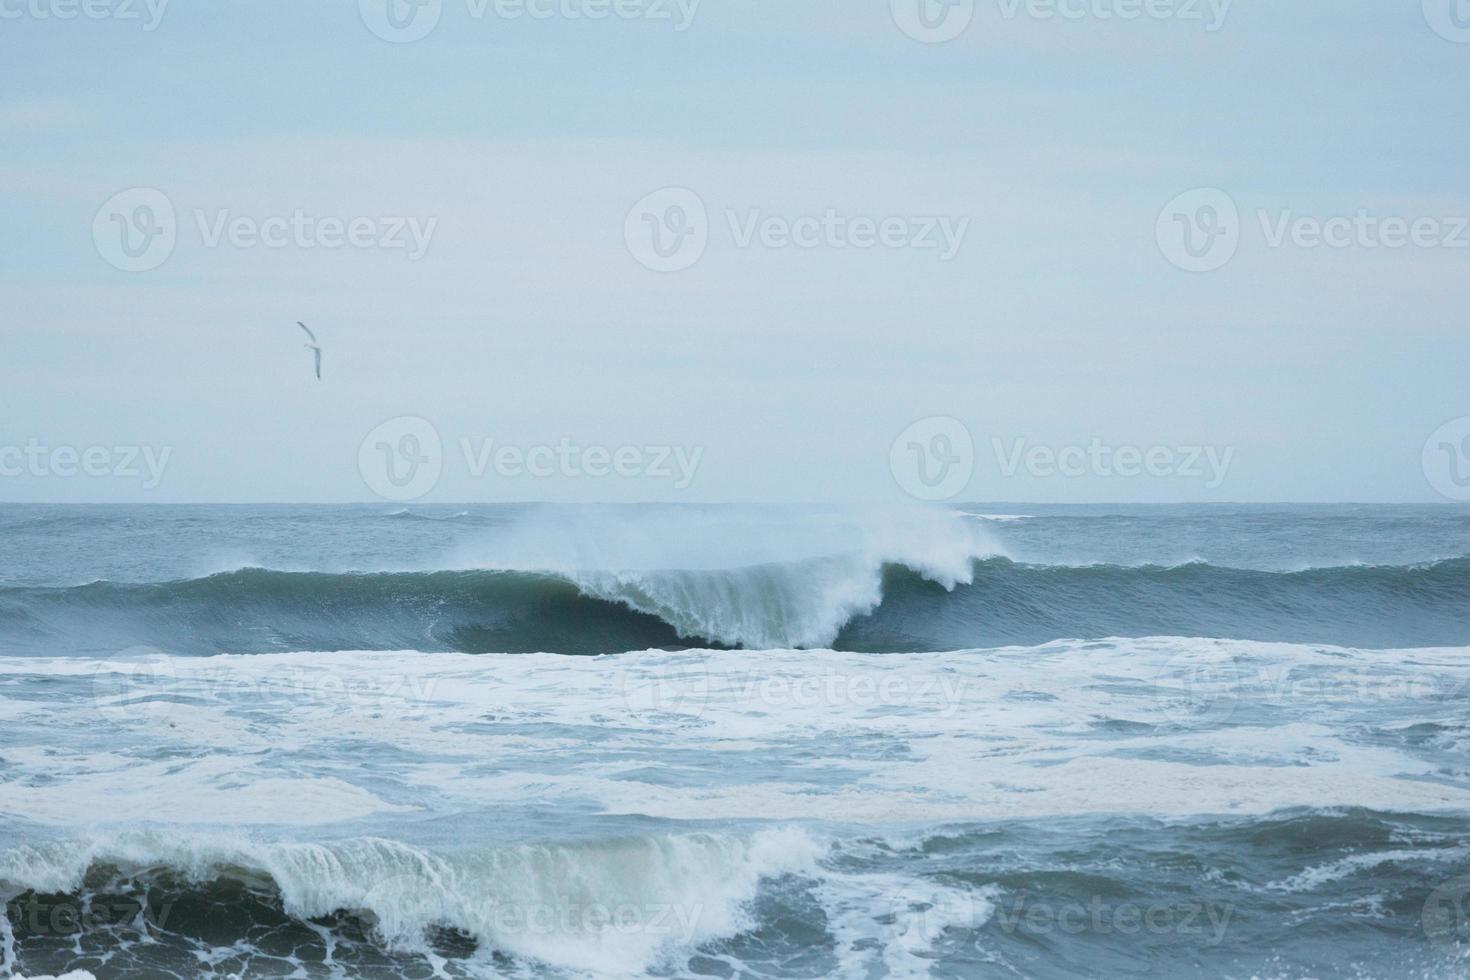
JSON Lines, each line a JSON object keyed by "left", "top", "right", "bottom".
{"left": 383, "top": 508, "right": 472, "bottom": 522}
{"left": 1, "top": 553, "right": 1467, "bottom": 657}
{"left": 0, "top": 827, "right": 824, "bottom": 977}
{"left": 6, "top": 810, "right": 1470, "bottom": 980}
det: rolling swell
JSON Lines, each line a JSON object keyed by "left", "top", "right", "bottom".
{"left": 837, "top": 556, "right": 1470, "bottom": 651}
{"left": 1, "top": 557, "right": 1467, "bottom": 657}
{"left": 0, "top": 568, "right": 691, "bottom": 657}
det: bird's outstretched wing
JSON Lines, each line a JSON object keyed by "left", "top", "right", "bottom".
{"left": 297, "top": 321, "right": 317, "bottom": 344}
{"left": 313, "top": 347, "right": 322, "bottom": 380}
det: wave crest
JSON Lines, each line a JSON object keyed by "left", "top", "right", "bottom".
{"left": 0, "top": 828, "right": 822, "bottom": 976}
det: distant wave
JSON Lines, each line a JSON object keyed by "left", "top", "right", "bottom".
{"left": 1, "top": 555, "right": 1467, "bottom": 657}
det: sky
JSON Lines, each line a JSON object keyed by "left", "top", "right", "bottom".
{"left": 2, "top": 0, "right": 1469, "bottom": 504}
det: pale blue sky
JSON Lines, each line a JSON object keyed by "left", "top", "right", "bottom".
{"left": 3, "top": 0, "right": 1468, "bottom": 502}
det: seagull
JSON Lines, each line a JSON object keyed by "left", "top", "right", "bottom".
{"left": 297, "top": 321, "right": 322, "bottom": 380}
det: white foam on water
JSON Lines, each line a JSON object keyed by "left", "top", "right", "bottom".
{"left": 0, "top": 827, "right": 824, "bottom": 977}
{"left": 5, "top": 638, "right": 1470, "bottom": 828}
{"left": 5, "top": 637, "right": 1470, "bottom": 976}
{"left": 1263, "top": 846, "right": 1470, "bottom": 894}
{"left": 441, "top": 504, "right": 1003, "bottom": 648}
{"left": 815, "top": 868, "right": 1001, "bottom": 980}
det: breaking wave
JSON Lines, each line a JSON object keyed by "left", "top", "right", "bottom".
{"left": 1, "top": 555, "right": 1467, "bottom": 657}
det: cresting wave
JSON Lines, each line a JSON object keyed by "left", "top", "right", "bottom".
{"left": 6, "top": 812, "right": 1470, "bottom": 980}
{"left": 1, "top": 556, "right": 1468, "bottom": 657}
{"left": 0, "top": 827, "right": 825, "bottom": 978}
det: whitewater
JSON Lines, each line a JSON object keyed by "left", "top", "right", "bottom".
{"left": 2, "top": 503, "right": 1469, "bottom": 978}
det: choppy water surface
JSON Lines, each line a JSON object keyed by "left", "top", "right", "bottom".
{"left": 1, "top": 504, "right": 1468, "bottom": 978}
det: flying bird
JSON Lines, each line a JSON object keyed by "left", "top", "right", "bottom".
{"left": 298, "top": 321, "right": 322, "bottom": 380}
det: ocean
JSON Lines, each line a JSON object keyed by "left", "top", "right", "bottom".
{"left": 1, "top": 503, "right": 1468, "bottom": 979}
